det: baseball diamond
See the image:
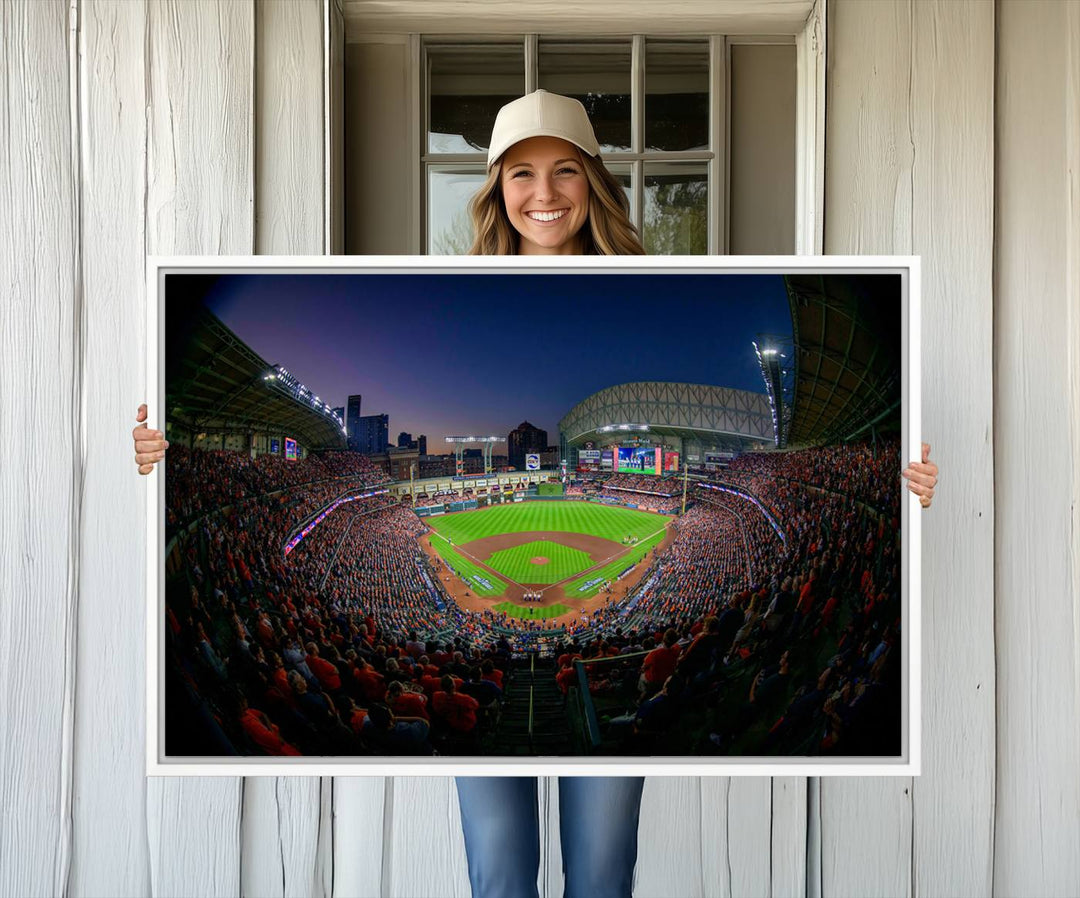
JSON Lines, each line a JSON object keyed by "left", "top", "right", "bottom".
{"left": 425, "top": 502, "right": 672, "bottom": 606}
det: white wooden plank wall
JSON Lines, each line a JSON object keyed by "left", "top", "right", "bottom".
{"left": 71, "top": 0, "right": 152, "bottom": 895}
{"left": 246, "top": 3, "right": 330, "bottom": 898}
{"left": 2, "top": 2, "right": 1079, "bottom": 897}
{"left": 906, "top": 4, "right": 997, "bottom": 894}
{"left": 823, "top": 6, "right": 918, "bottom": 889}
{"left": 824, "top": 3, "right": 998, "bottom": 898}
{"left": 0, "top": 3, "right": 78, "bottom": 897}
{"left": 994, "top": 1, "right": 1080, "bottom": 893}
{"left": 143, "top": 0, "right": 252, "bottom": 894}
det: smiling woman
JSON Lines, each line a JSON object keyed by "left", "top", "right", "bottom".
{"left": 466, "top": 90, "right": 645, "bottom": 256}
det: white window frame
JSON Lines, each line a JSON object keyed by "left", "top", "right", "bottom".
{"left": 395, "top": 0, "right": 825, "bottom": 256}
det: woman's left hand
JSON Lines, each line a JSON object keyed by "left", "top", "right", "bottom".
{"left": 902, "top": 442, "right": 938, "bottom": 509}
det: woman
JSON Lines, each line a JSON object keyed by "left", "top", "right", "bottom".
{"left": 466, "top": 90, "right": 643, "bottom": 257}
{"left": 453, "top": 93, "right": 652, "bottom": 898}
{"left": 133, "top": 90, "right": 939, "bottom": 898}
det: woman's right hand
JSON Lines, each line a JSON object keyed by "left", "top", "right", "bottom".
{"left": 133, "top": 403, "right": 168, "bottom": 475}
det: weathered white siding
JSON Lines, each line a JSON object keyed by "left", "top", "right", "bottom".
{"left": 823, "top": 2, "right": 998, "bottom": 896}
{"left": 994, "top": 0, "right": 1080, "bottom": 893}
{"left": 72, "top": 1, "right": 151, "bottom": 894}
{"left": 2, "top": 2, "right": 1077, "bottom": 897}
{"left": 0, "top": 3, "right": 78, "bottom": 896}
{"left": 144, "top": 0, "right": 253, "bottom": 893}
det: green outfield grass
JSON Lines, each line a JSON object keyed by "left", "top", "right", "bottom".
{"left": 492, "top": 601, "right": 572, "bottom": 620}
{"left": 427, "top": 501, "right": 664, "bottom": 545}
{"left": 485, "top": 540, "right": 593, "bottom": 584}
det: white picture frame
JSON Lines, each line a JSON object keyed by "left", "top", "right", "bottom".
{"left": 146, "top": 254, "right": 920, "bottom": 777}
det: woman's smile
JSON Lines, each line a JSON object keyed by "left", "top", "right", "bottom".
{"left": 525, "top": 208, "right": 569, "bottom": 223}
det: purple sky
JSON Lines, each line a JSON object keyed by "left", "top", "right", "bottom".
{"left": 172, "top": 272, "right": 793, "bottom": 450}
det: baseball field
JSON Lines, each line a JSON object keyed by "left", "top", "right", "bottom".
{"left": 424, "top": 501, "right": 670, "bottom": 608}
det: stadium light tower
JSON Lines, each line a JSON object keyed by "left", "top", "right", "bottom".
{"left": 445, "top": 435, "right": 505, "bottom": 475}
{"left": 752, "top": 335, "right": 795, "bottom": 448}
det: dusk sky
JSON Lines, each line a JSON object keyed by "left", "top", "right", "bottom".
{"left": 173, "top": 272, "right": 793, "bottom": 450}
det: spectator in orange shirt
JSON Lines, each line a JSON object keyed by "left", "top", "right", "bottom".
{"left": 638, "top": 628, "right": 681, "bottom": 698}
{"left": 556, "top": 664, "right": 577, "bottom": 696}
{"left": 387, "top": 680, "right": 430, "bottom": 721}
{"left": 432, "top": 675, "right": 480, "bottom": 733}
{"left": 305, "top": 641, "right": 341, "bottom": 692}
{"left": 254, "top": 611, "right": 275, "bottom": 648}
{"left": 337, "top": 695, "right": 368, "bottom": 735}
{"left": 479, "top": 658, "right": 504, "bottom": 690}
{"left": 420, "top": 669, "right": 462, "bottom": 698}
{"left": 237, "top": 695, "right": 300, "bottom": 756}
{"left": 556, "top": 642, "right": 582, "bottom": 671}
{"left": 352, "top": 658, "right": 387, "bottom": 703}
{"left": 268, "top": 653, "right": 296, "bottom": 709}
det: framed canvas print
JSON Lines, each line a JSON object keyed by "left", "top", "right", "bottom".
{"left": 146, "top": 255, "right": 921, "bottom": 776}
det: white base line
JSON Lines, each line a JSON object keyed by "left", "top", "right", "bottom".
{"left": 541, "top": 522, "right": 670, "bottom": 597}
{"left": 428, "top": 531, "right": 524, "bottom": 591}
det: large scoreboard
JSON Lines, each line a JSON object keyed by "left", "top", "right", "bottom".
{"left": 615, "top": 446, "right": 679, "bottom": 474}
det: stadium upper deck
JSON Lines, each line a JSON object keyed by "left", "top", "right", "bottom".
{"left": 165, "top": 303, "right": 347, "bottom": 453}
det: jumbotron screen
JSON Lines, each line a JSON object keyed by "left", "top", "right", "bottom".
{"left": 284, "top": 437, "right": 298, "bottom": 460}
{"left": 617, "top": 446, "right": 660, "bottom": 474}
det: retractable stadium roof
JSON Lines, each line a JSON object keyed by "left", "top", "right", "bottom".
{"left": 784, "top": 274, "right": 902, "bottom": 446}
{"left": 560, "top": 381, "right": 774, "bottom": 453}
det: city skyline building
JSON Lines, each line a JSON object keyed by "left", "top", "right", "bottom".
{"left": 357, "top": 413, "right": 389, "bottom": 455}
{"left": 508, "top": 420, "right": 548, "bottom": 470}
{"left": 346, "top": 394, "right": 363, "bottom": 451}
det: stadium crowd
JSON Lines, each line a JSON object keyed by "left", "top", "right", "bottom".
{"left": 164, "top": 438, "right": 903, "bottom": 758}
{"left": 166, "top": 500, "right": 510, "bottom": 756}
{"left": 602, "top": 473, "right": 681, "bottom": 495}
{"left": 166, "top": 446, "right": 388, "bottom": 533}
{"left": 725, "top": 441, "right": 901, "bottom": 514}
{"left": 559, "top": 439, "right": 903, "bottom": 756}
{"left": 594, "top": 492, "right": 681, "bottom": 514}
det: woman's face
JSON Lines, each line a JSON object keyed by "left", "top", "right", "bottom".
{"left": 499, "top": 136, "right": 590, "bottom": 255}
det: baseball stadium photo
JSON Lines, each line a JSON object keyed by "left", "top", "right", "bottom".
{"left": 160, "top": 269, "right": 908, "bottom": 761}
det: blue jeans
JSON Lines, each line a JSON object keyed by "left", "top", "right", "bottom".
{"left": 454, "top": 776, "right": 646, "bottom": 898}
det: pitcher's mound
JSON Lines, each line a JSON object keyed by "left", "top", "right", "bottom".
{"left": 530, "top": 556, "right": 550, "bottom": 565}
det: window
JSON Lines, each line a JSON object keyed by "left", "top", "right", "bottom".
{"left": 423, "top": 36, "right": 746, "bottom": 256}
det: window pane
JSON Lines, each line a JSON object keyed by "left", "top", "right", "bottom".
{"left": 645, "top": 40, "right": 709, "bottom": 152}
{"left": 428, "top": 167, "right": 487, "bottom": 254}
{"left": 428, "top": 44, "right": 524, "bottom": 154}
{"left": 643, "top": 163, "right": 707, "bottom": 255}
{"left": 538, "top": 41, "right": 632, "bottom": 153}
{"left": 604, "top": 163, "right": 634, "bottom": 221}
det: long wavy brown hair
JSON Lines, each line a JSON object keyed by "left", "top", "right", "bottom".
{"left": 467, "top": 149, "right": 645, "bottom": 255}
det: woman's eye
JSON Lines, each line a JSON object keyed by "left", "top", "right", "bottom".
{"left": 558, "top": 167, "right": 580, "bottom": 175}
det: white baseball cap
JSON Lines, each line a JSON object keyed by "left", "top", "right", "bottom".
{"left": 486, "top": 90, "right": 601, "bottom": 169}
